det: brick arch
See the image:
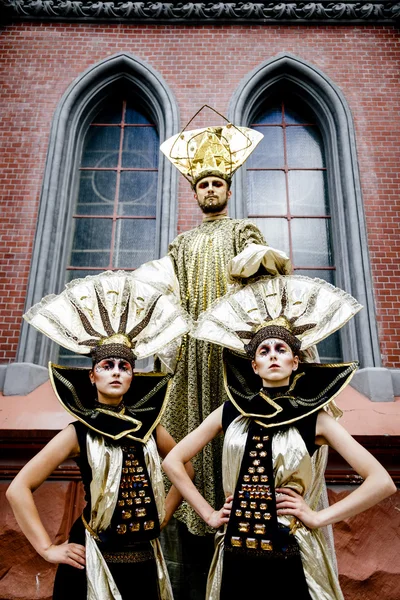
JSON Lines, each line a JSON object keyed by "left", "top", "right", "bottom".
{"left": 17, "top": 52, "right": 179, "bottom": 365}
{"left": 228, "top": 53, "right": 380, "bottom": 367}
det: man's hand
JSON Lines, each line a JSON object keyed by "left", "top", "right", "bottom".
{"left": 206, "top": 495, "right": 233, "bottom": 529}
{"left": 42, "top": 541, "right": 86, "bottom": 569}
{"left": 276, "top": 487, "right": 320, "bottom": 529}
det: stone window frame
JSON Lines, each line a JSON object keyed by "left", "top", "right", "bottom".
{"left": 17, "top": 52, "right": 179, "bottom": 366}
{"left": 228, "top": 53, "right": 380, "bottom": 368}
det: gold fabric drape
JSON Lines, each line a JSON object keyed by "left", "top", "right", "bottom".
{"left": 86, "top": 433, "right": 123, "bottom": 600}
{"left": 207, "top": 416, "right": 343, "bottom": 600}
{"left": 85, "top": 432, "right": 173, "bottom": 600}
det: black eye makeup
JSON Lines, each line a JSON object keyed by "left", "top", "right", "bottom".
{"left": 256, "top": 340, "right": 290, "bottom": 355}
{"left": 95, "top": 359, "right": 132, "bottom": 373}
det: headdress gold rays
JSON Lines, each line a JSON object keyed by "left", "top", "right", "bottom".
{"left": 235, "top": 284, "right": 317, "bottom": 357}
{"left": 192, "top": 275, "right": 362, "bottom": 358}
{"left": 24, "top": 271, "right": 190, "bottom": 368}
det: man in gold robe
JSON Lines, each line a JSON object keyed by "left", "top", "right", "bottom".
{"left": 133, "top": 110, "right": 291, "bottom": 597}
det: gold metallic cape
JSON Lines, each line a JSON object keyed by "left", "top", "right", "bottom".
{"left": 85, "top": 432, "right": 173, "bottom": 600}
{"left": 207, "top": 416, "right": 344, "bottom": 600}
{"left": 165, "top": 218, "right": 268, "bottom": 535}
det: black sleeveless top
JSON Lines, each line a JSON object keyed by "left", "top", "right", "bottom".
{"left": 222, "top": 386, "right": 319, "bottom": 457}
{"left": 71, "top": 421, "right": 160, "bottom": 549}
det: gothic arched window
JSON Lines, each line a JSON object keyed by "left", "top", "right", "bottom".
{"left": 230, "top": 55, "right": 380, "bottom": 368}
{"left": 247, "top": 96, "right": 339, "bottom": 361}
{"left": 18, "top": 53, "right": 178, "bottom": 366}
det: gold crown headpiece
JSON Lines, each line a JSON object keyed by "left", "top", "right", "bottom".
{"left": 24, "top": 271, "right": 190, "bottom": 369}
{"left": 160, "top": 105, "right": 263, "bottom": 189}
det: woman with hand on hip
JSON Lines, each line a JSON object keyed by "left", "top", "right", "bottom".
{"left": 163, "top": 275, "right": 396, "bottom": 600}
{"left": 7, "top": 271, "right": 192, "bottom": 600}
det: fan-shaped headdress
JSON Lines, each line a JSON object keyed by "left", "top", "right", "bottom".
{"left": 24, "top": 270, "right": 190, "bottom": 371}
{"left": 160, "top": 105, "right": 263, "bottom": 189}
{"left": 192, "top": 275, "right": 362, "bottom": 359}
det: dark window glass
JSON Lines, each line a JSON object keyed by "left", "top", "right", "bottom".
{"left": 67, "top": 98, "right": 158, "bottom": 277}
{"left": 122, "top": 127, "right": 159, "bottom": 168}
{"left": 81, "top": 127, "right": 120, "bottom": 168}
{"left": 248, "top": 98, "right": 341, "bottom": 362}
{"left": 61, "top": 98, "right": 159, "bottom": 366}
{"left": 76, "top": 171, "right": 117, "bottom": 216}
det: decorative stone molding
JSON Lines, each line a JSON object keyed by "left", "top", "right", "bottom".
{"left": 351, "top": 368, "right": 395, "bottom": 402}
{"left": 2, "top": 363, "right": 49, "bottom": 396}
{"left": 1, "top": 1, "right": 399, "bottom": 24}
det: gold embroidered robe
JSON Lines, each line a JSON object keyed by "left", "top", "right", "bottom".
{"left": 164, "top": 217, "right": 268, "bottom": 535}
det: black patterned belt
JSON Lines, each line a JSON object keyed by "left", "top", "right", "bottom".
{"left": 102, "top": 549, "right": 154, "bottom": 564}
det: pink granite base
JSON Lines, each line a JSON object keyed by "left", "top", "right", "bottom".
{"left": 330, "top": 487, "right": 400, "bottom": 600}
{"left": 1, "top": 481, "right": 398, "bottom": 599}
{"left": 0, "top": 481, "right": 84, "bottom": 600}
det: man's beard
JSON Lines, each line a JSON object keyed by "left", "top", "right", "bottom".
{"left": 198, "top": 195, "right": 228, "bottom": 214}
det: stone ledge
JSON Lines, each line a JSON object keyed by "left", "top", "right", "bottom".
{"left": 1, "top": 363, "right": 49, "bottom": 396}
{"left": 390, "top": 369, "right": 400, "bottom": 396}
{"left": 350, "top": 367, "right": 398, "bottom": 402}
{"left": 0, "top": 365, "right": 6, "bottom": 391}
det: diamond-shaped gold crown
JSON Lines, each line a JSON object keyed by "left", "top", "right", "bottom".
{"left": 160, "top": 106, "right": 263, "bottom": 188}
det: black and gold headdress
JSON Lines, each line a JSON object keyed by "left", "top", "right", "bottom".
{"left": 236, "top": 282, "right": 318, "bottom": 357}
{"left": 24, "top": 270, "right": 190, "bottom": 370}
{"left": 192, "top": 275, "right": 362, "bottom": 357}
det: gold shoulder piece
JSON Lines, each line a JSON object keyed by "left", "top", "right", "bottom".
{"left": 258, "top": 391, "right": 284, "bottom": 419}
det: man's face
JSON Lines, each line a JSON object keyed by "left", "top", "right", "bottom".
{"left": 194, "top": 176, "right": 231, "bottom": 214}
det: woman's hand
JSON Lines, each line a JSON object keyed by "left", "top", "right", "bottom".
{"left": 207, "top": 495, "right": 233, "bottom": 529}
{"left": 276, "top": 488, "right": 320, "bottom": 529}
{"left": 42, "top": 541, "right": 86, "bottom": 569}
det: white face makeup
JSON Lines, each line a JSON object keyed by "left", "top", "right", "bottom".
{"left": 251, "top": 338, "right": 299, "bottom": 388}
{"left": 90, "top": 357, "right": 133, "bottom": 405}
{"left": 194, "top": 176, "right": 231, "bottom": 214}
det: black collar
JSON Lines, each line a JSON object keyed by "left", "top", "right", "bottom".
{"left": 49, "top": 363, "right": 171, "bottom": 442}
{"left": 223, "top": 350, "right": 358, "bottom": 429}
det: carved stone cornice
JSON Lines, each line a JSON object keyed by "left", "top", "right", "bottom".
{"left": 1, "top": 1, "right": 400, "bottom": 25}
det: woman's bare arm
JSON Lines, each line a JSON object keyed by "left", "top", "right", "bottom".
{"left": 6, "top": 424, "right": 86, "bottom": 569}
{"left": 155, "top": 424, "right": 195, "bottom": 529}
{"left": 162, "top": 405, "right": 233, "bottom": 529}
{"left": 276, "top": 409, "right": 396, "bottom": 528}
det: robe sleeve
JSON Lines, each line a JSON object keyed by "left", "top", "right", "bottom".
{"left": 227, "top": 220, "right": 292, "bottom": 282}
{"left": 129, "top": 256, "right": 183, "bottom": 373}
{"left": 131, "top": 255, "right": 180, "bottom": 300}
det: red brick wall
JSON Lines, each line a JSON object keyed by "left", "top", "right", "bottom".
{"left": 0, "top": 23, "right": 399, "bottom": 365}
